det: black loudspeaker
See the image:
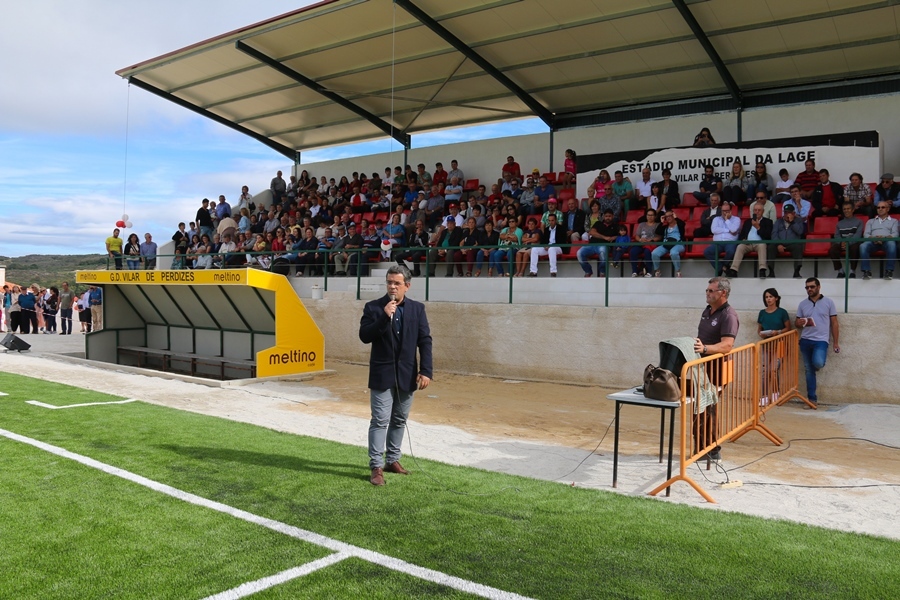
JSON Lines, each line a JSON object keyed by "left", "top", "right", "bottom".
{"left": 270, "top": 257, "right": 291, "bottom": 276}
{"left": 1, "top": 333, "right": 31, "bottom": 352}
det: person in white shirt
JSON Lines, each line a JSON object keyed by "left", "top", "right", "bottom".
{"left": 773, "top": 168, "right": 794, "bottom": 203}
{"left": 635, "top": 168, "right": 654, "bottom": 209}
{"left": 703, "top": 201, "right": 741, "bottom": 273}
{"left": 529, "top": 213, "right": 565, "bottom": 277}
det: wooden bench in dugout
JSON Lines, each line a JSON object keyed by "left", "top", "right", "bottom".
{"left": 118, "top": 346, "right": 256, "bottom": 380}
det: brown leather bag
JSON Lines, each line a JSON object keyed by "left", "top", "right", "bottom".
{"left": 642, "top": 364, "right": 681, "bottom": 402}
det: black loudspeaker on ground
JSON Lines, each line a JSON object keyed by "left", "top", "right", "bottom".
{"left": 1, "top": 333, "right": 31, "bottom": 352}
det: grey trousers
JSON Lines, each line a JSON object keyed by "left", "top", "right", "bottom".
{"left": 368, "top": 387, "right": 415, "bottom": 469}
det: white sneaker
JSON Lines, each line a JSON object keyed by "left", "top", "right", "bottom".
{"left": 631, "top": 272, "right": 638, "bottom": 278}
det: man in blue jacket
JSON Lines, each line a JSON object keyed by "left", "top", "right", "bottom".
{"left": 359, "top": 265, "right": 433, "bottom": 486}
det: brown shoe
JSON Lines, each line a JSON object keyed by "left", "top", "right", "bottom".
{"left": 370, "top": 467, "right": 385, "bottom": 486}
{"left": 385, "top": 461, "right": 409, "bottom": 475}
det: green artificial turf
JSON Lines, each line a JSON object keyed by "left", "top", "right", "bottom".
{"left": 1, "top": 372, "right": 898, "bottom": 599}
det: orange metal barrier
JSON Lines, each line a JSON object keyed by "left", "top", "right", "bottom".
{"left": 731, "top": 330, "right": 814, "bottom": 447}
{"left": 648, "top": 332, "right": 810, "bottom": 503}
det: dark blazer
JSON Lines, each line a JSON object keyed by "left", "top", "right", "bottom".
{"left": 563, "top": 209, "right": 586, "bottom": 238}
{"left": 738, "top": 217, "right": 773, "bottom": 241}
{"left": 359, "top": 295, "right": 433, "bottom": 393}
{"left": 540, "top": 225, "right": 566, "bottom": 246}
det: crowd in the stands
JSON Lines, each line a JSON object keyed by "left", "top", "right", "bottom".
{"left": 102, "top": 132, "right": 898, "bottom": 280}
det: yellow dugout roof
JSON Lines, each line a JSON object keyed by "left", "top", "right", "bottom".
{"left": 117, "top": 0, "right": 900, "bottom": 157}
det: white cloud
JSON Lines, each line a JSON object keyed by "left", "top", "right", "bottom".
{"left": 0, "top": 1, "right": 307, "bottom": 136}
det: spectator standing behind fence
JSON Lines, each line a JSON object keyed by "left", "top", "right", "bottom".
{"left": 757, "top": 288, "right": 792, "bottom": 406}
{"left": 141, "top": 233, "right": 158, "bottom": 270}
{"left": 796, "top": 278, "right": 839, "bottom": 407}
{"left": 106, "top": 228, "right": 123, "bottom": 270}
{"left": 124, "top": 233, "right": 141, "bottom": 270}
{"left": 693, "top": 276, "right": 739, "bottom": 462}
{"left": 270, "top": 170, "right": 286, "bottom": 205}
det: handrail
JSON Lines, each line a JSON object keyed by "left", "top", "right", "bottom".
{"left": 103, "top": 235, "right": 899, "bottom": 313}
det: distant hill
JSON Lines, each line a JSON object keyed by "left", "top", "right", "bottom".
{"left": 1, "top": 254, "right": 108, "bottom": 293}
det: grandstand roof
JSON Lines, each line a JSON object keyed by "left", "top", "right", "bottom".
{"left": 116, "top": 0, "right": 900, "bottom": 158}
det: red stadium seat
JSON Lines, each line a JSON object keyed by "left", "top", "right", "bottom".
{"left": 803, "top": 234, "right": 832, "bottom": 258}
{"left": 684, "top": 237, "right": 712, "bottom": 259}
{"left": 557, "top": 189, "right": 576, "bottom": 202}
{"left": 673, "top": 207, "right": 691, "bottom": 222}
{"left": 684, "top": 221, "right": 700, "bottom": 240}
{"left": 812, "top": 216, "right": 838, "bottom": 235}
{"left": 681, "top": 193, "right": 699, "bottom": 207}
{"left": 542, "top": 172, "right": 557, "bottom": 183}
{"left": 464, "top": 178, "right": 479, "bottom": 191}
{"left": 625, "top": 210, "right": 643, "bottom": 225}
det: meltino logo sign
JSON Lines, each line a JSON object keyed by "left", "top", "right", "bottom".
{"left": 269, "top": 349, "right": 318, "bottom": 365}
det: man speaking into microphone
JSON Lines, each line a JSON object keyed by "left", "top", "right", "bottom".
{"left": 359, "top": 264, "right": 433, "bottom": 486}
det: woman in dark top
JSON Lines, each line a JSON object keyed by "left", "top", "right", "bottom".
{"left": 658, "top": 168, "right": 680, "bottom": 210}
{"left": 693, "top": 127, "right": 716, "bottom": 148}
{"left": 459, "top": 217, "right": 481, "bottom": 276}
{"left": 44, "top": 287, "right": 59, "bottom": 334}
{"left": 124, "top": 233, "right": 142, "bottom": 270}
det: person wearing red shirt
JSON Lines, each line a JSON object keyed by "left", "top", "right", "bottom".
{"left": 501, "top": 155, "right": 521, "bottom": 181}
{"left": 810, "top": 168, "right": 844, "bottom": 217}
{"left": 349, "top": 186, "right": 370, "bottom": 214}
{"left": 432, "top": 162, "right": 448, "bottom": 187}
{"left": 794, "top": 159, "right": 819, "bottom": 199}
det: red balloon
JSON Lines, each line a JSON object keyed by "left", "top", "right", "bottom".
{"left": 116, "top": 220, "right": 126, "bottom": 228}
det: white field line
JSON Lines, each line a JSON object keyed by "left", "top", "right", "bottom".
{"left": 0, "top": 428, "right": 535, "bottom": 600}
{"left": 0, "top": 392, "right": 8, "bottom": 396}
{"left": 202, "top": 552, "right": 351, "bottom": 600}
{"left": 26, "top": 399, "right": 138, "bottom": 410}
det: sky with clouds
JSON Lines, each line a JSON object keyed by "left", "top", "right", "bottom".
{"left": 0, "top": 1, "right": 544, "bottom": 257}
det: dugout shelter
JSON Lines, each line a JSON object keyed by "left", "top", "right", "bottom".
{"left": 75, "top": 269, "right": 324, "bottom": 380}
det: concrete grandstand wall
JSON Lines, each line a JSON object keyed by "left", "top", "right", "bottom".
{"left": 300, "top": 95, "right": 899, "bottom": 186}
{"left": 306, "top": 293, "right": 894, "bottom": 406}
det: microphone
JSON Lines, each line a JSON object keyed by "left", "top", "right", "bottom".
{"left": 389, "top": 293, "right": 397, "bottom": 302}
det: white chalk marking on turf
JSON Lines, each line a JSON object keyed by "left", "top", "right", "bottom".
{"left": 26, "top": 399, "right": 138, "bottom": 410}
{"left": 202, "top": 552, "right": 351, "bottom": 600}
{"left": 0, "top": 392, "right": 8, "bottom": 396}
{"left": 0, "top": 428, "right": 535, "bottom": 600}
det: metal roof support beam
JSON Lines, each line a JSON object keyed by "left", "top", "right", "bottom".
{"left": 127, "top": 77, "right": 298, "bottom": 161}
{"left": 671, "top": 0, "right": 742, "bottom": 108}
{"left": 394, "top": 0, "right": 555, "bottom": 130}
{"left": 235, "top": 40, "right": 410, "bottom": 149}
